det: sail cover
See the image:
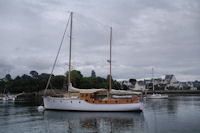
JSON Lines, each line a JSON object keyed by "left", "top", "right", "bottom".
{"left": 68, "top": 83, "right": 141, "bottom": 95}
{"left": 68, "top": 83, "right": 106, "bottom": 93}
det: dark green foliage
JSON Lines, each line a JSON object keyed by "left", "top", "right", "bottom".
{"left": 80, "top": 77, "right": 93, "bottom": 89}
{"left": 0, "top": 70, "right": 124, "bottom": 94}
{"left": 198, "top": 86, "right": 200, "bottom": 90}
{"left": 30, "top": 70, "right": 39, "bottom": 78}
{"left": 5, "top": 74, "right": 12, "bottom": 82}
{"left": 65, "top": 70, "right": 83, "bottom": 88}
{"left": 113, "top": 81, "right": 121, "bottom": 90}
{"left": 91, "top": 70, "right": 96, "bottom": 78}
{"left": 51, "top": 75, "right": 65, "bottom": 89}
{"left": 0, "top": 72, "right": 52, "bottom": 93}
{"left": 182, "top": 86, "right": 191, "bottom": 90}
{"left": 0, "top": 80, "right": 6, "bottom": 93}
{"left": 154, "top": 85, "right": 164, "bottom": 90}
{"left": 129, "top": 79, "right": 136, "bottom": 85}
{"left": 167, "top": 86, "right": 178, "bottom": 90}
{"left": 122, "top": 84, "right": 129, "bottom": 90}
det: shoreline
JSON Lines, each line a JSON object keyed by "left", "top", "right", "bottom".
{"left": 14, "top": 90, "right": 200, "bottom": 98}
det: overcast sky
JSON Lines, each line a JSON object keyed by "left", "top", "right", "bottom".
{"left": 0, "top": 0, "right": 199, "bottom": 81}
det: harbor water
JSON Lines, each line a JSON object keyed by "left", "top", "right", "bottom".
{"left": 0, "top": 96, "right": 200, "bottom": 133}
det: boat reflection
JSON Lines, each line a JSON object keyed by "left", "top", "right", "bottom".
{"left": 44, "top": 111, "right": 145, "bottom": 133}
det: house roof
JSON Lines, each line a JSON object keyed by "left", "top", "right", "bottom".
{"left": 165, "top": 75, "right": 174, "bottom": 82}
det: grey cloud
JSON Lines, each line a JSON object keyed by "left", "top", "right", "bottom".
{"left": 0, "top": 57, "right": 14, "bottom": 76}
{"left": 0, "top": 0, "right": 200, "bottom": 81}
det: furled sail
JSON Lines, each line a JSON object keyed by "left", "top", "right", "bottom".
{"left": 68, "top": 83, "right": 106, "bottom": 93}
{"left": 68, "top": 83, "right": 141, "bottom": 95}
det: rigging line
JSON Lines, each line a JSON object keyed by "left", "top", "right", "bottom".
{"left": 44, "top": 13, "right": 71, "bottom": 96}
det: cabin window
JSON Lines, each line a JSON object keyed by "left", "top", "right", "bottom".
{"left": 105, "top": 101, "right": 107, "bottom": 104}
{"left": 115, "top": 101, "right": 118, "bottom": 104}
{"left": 126, "top": 100, "right": 129, "bottom": 103}
{"left": 86, "top": 94, "right": 88, "bottom": 97}
{"left": 81, "top": 94, "right": 84, "bottom": 97}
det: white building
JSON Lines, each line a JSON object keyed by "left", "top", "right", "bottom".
{"left": 131, "top": 81, "right": 146, "bottom": 91}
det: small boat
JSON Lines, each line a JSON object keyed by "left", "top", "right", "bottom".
{"left": 43, "top": 12, "right": 142, "bottom": 112}
{"left": 0, "top": 94, "right": 16, "bottom": 101}
{"left": 147, "top": 94, "right": 168, "bottom": 99}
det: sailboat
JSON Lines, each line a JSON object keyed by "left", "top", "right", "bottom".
{"left": 43, "top": 12, "right": 142, "bottom": 111}
{"left": 147, "top": 68, "right": 168, "bottom": 99}
{"left": 0, "top": 88, "right": 16, "bottom": 101}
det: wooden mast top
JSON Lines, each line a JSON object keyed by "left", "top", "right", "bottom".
{"left": 109, "top": 27, "right": 112, "bottom": 94}
{"left": 68, "top": 12, "right": 73, "bottom": 87}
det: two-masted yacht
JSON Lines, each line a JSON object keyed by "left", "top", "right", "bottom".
{"left": 43, "top": 12, "right": 142, "bottom": 111}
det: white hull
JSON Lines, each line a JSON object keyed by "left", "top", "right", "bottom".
{"left": 43, "top": 97, "right": 141, "bottom": 111}
{"left": 147, "top": 94, "right": 168, "bottom": 99}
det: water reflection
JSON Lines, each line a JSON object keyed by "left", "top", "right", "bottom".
{"left": 1, "top": 96, "right": 200, "bottom": 133}
{"left": 44, "top": 111, "right": 145, "bottom": 133}
{"left": 144, "top": 98, "right": 178, "bottom": 115}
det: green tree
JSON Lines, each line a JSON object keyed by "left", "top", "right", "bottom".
{"left": 113, "top": 80, "right": 121, "bottom": 90}
{"left": 65, "top": 70, "right": 83, "bottom": 88}
{"left": 129, "top": 79, "right": 136, "bottom": 85}
{"left": 51, "top": 75, "right": 65, "bottom": 89}
{"left": 92, "top": 77, "right": 106, "bottom": 89}
{"left": 122, "top": 84, "right": 129, "bottom": 90}
{"left": 91, "top": 70, "right": 96, "bottom": 78}
{"left": 80, "top": 77, "right": 93, "bottom": 89}
{"left": 5, "top": 74, "right": 12, "bottom": 82}
{"left": 30, "top": 70, "right": 39, "bottom": 78}
{"left": 0, "top": 80, "right": 6, "bottom": 93}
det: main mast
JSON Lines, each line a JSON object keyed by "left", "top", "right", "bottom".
{"left": 109, "top": 27, "right": 112, "bottom": 94}
{"left": 68, "top": 12, "right": 73, "bottom": 87}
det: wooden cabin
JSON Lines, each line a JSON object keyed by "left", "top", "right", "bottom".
{"left": 79, "top": 92, "right": 139, "bottom": 104}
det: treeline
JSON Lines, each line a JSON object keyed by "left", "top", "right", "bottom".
{"left": 0, "top": 70, "right": 128, "bottom": 94}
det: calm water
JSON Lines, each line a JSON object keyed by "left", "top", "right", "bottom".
{"left": 0, "top": 96, "right": 200, "bottom": 133}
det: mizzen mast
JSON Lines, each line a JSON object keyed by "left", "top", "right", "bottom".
{"left": 109, "top": 27, "right": 112, "bottom": 94}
